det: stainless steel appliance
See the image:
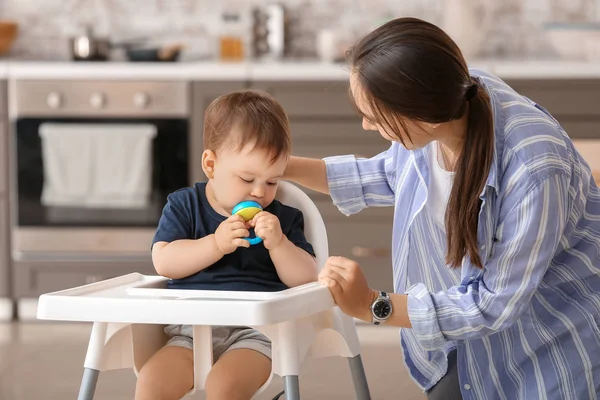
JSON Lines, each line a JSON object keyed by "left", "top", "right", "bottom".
{"left": 9, "top": 80, "right": 193, "bottom": 261}
{"left": 251, "top": 4, "right": 289, "bottom": 60}
{"left": 70, "top": 27, "right": 111, "bottom": 61}
{"left": 69, "top": 26, "right": 149, "bottom": 62}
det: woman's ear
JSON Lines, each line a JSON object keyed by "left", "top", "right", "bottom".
{"left": 202, "top": 150, "right": 217, "bottom": 179}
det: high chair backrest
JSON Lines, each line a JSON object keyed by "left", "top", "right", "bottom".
{"left": 275, "top": 181, "right": 329, "bottom": 271}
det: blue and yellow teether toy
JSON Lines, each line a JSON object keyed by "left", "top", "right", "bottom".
{"left": 232, "top": 200, "right": 263, "bottom": 245}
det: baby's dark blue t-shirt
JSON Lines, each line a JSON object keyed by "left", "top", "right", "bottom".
{"left": 152, "top": 182, "right": 315, "bottom": 291}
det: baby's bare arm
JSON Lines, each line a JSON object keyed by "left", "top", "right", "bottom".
{"left": 152, "top": 215, "right": 250, "bottom": 279}
{"left": 152, "top": 235, "right": 223, "bottom": 279}
{"left": 269, "top": 237, "right": 318, "bottom": 287}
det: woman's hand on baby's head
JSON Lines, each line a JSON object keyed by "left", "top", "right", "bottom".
{"left": 250, "top": 211, "right": 284, "bottom": 250}
{"left": 214, "top": 214, "right": 251, "bottom": 254}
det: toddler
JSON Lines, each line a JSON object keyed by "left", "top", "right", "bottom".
{"left": 135, "top": 90, "right": 317, "bottom": 400}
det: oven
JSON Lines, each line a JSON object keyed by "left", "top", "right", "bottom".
{"left": 9, "top": 79, "right": 195, "bottom": 261}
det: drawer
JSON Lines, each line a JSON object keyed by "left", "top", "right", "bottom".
{"left": 0, "top": 198, "right": 8, "bottom": 297}
{"left": 507, "top": 80, "right": 600, "bottom": 117}
{"left": 291, "top": 121, "right": 390, "bottom": 159}
{"left": 293, "top": 140, "right": 388, "bottom": 160}
{"left": 253, "top": 81, "right": 356, "bottom": 118}
{"left": 0, "top": 120, "right": 5, "bottom": 193}
{"left": 14, "top": 80, "right": 189, "bottom": 118}
{"left": 292, "top": 120, "right": 365, "bottom": 141}
{"left": 326, "top": 220, "right": 395, "bottom": 293}
{"left": 13, "top": 260, "right": 155, "bottom": 298}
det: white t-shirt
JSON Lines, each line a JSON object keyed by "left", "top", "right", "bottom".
{"left": 425, "top": 143, "right": 455, "bottom": 229}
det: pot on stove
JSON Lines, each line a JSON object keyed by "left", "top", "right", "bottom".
{"left": 70, "top": 27, "right": 111, "bottom": 61}
{"left": 70, "top": 26, "right": 147, "bottom": 62}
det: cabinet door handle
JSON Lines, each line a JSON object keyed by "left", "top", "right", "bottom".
{"left": 351, "top": 246, "right": 390, "bottom": 258}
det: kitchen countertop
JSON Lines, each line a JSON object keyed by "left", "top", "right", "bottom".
{"left": 0, "top": 59, "right": 599, "bottom": 80}
{"left": 1, "top": 61, "right": 249, "bottom": 80}
{"left": 484, "top": 60, "right": 600, "bottom": 80}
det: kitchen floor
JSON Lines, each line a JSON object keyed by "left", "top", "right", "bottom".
{"left": 0, "top": 322, "right": 426, "bottom": 400}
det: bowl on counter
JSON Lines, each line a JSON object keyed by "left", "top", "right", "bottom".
{"left": 126, "top": 44, "right": 184, "bottom": 62}
{"left": 0, "top": 20, "right": 18, "bottom": 56}
{"left": 543, "top": 22, "right": 600, "bottom": 60}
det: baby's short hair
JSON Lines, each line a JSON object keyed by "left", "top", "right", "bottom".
{"left": 203, "top": 89, "right": 291, "bottom": 162}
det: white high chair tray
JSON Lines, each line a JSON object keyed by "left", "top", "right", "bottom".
{"left": 126, "top": 278, "right": 320, "bottom": 300}
{"left": 37, "top": 273, "right": 336, "bottom": 326}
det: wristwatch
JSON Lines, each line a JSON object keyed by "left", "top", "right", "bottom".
{"left": 370, "top": 291, "right": 393, "bottom": 325}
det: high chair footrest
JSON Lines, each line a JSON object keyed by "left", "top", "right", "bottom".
{"left": 272, "top": 390, "right": 285, "bottom": 400}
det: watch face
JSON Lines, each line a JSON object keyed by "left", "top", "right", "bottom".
{"left": 373, "top": 300, "right": 391, "bottom": 319}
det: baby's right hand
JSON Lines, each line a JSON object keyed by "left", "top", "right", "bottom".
{"left": 214, "top": 215, "right": 251, "bottom": 255}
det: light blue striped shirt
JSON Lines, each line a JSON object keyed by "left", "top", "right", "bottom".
{"left": 324, "top": 69, "right": 600, "bottom": 399}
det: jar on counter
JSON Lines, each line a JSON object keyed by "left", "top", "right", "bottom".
{"left": 219, "top": 11, "right": 245, "bottom": 61}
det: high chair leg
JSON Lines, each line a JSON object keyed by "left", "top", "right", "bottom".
{"left": 77, "top": 368, "right": 100, "bottom": 400}
{"left": 283, "top": 375, "right": 300, "bottom": 400}
{"left": 77, "top": 322, "right": 109, "bottom": 400}
{"left": 348, "top": 355, "right": 371, "bottom": 399}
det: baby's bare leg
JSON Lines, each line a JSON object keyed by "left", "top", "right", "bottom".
{"left": 135, "top": 346, "right": 194, "bottom": 400}
{"left": 205, "top": 348, "right": 271, "bottom": 400}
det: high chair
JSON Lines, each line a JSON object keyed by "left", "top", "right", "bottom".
{"left": 37, "top": 181, "right": 372, "bottom": 400}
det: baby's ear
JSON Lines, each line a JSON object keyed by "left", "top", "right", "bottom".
{"left": 201, "top": 150, "right": 217, "bottom": 179}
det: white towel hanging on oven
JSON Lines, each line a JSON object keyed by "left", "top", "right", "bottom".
{"left": 39, "top": 123, "right": 157, "bottom": 208}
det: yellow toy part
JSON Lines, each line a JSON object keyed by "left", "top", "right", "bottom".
{"left": 234, "top": 206, "right": 262, "bottom": 221}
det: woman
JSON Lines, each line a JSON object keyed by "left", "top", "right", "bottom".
{"left": 284, "top": 17, "right": 600, "bottom": 400}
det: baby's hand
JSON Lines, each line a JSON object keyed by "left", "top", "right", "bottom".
{"left": 249, "top": 211, "right": 284, "bottom": 250}
{"left": 214, "top": 215, "right": 250, "bottom": 254}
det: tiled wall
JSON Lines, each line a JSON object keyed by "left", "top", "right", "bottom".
{"left": 1, "top": 0, "right": 598, "bottom": 61}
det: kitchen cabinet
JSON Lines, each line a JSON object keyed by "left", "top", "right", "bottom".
{"left": 0, "top": 80, "right": 5, "bottom": 117}
{"left": 0, "top": 80, "right": 6, "bottom": 194}
{"left": 13, "top": 260, "right": 155, "bottom": 298}
{"left": 190, "top": 81, "right": 247, "bottom": 183}
{"left": 289, "top": 120, "right": 390, "bottom": 201}
{"left": 0, "top": 120, "right": 6, "bottom": 194}
{"left": 0, "top": 198, "right": 9, "bottom": 300}
{"left": 252, "top": 81, "right": 395, "bottom": 292}
{"left": 312, "top": 197, "right": 394, "bottom": 291}
{"left": 251, "top": 81, "right": 357, "bottom": 118}
{"left": 506, "top": 79, "right": 600, "bottom": 139}
{"left": 290, "top": 120, "right": 388, "bottom": 158}
{"left": 0, "top": 81, "right": 9, "bottom": 308}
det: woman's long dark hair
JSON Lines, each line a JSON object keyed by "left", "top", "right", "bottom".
{"left": 347, "top": 17, "right": 494, "bottom": 269}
